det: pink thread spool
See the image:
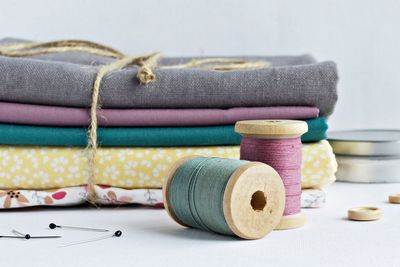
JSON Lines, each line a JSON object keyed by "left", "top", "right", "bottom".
{"left": 235, "top": 120, "right": 308, "bottom": 230}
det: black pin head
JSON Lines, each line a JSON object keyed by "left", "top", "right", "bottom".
{"left": 49, "top": 223, "right": 57, "bottom": 229}
{"left": 24, "top": 234, "right": 31, "bottom": 240}
{"left": 114, "top": 230, "right": 122, "bottom": 237}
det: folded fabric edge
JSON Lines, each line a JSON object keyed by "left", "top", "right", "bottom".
{"left": 0, "top": 186, "right": 325, "bottom": 209}
{"left": 0, "top": 140, "right": 337, "bottom": 190}
{"left": 0, "top": 102, "right": 320, "bottom": 127}
{"left": 0, "top": 117, "right": 329, "bottom": 147}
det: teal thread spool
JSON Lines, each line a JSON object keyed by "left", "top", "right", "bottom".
{"left": 163, "top": 156, "right": 285, "bottom": 239}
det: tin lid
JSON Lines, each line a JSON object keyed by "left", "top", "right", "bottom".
{"left": 328, "top": 129, "right": 400, "bottom": 156}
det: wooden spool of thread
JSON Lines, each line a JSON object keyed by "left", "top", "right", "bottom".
{"left": 235, "top": 120, "right": 308, "bottom": 230}
{"left": 163, "top": 156, "right": 285, "bottom": 239}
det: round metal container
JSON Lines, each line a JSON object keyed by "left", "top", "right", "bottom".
{"left": 328, "top": 130, "right": 400, "bottom": 156}
{"left": 329, "top": 130, "right": 400, "bottom": 183}
{"left": 335, "top": 155, "right": 400, "bottom": 183}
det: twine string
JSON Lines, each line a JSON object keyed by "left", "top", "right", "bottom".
{"left": 0, "top": 40, "right": 271, "bottom": 204}
{"left": 163, "top": 58, "right": 271, "bottom": 71}
{"left": 86, "top": 54, "right": 161, "bottom": 202}
{"left": 0, "top": 40, "right": 124, "bottom": 58}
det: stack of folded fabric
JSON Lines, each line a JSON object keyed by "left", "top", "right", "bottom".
{"left": 0, "top": 38, "right": 338, "bottom": 209}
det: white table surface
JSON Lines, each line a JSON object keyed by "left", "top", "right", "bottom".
{"left": 1, "top": 182, "right": 399, "bottom": 267}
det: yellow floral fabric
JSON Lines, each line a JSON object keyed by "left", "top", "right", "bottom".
{"left": 301, "top": 141, "right": 337, "bottom": 188}
{"left": 0, "top": 141, "right": 336, "bottom": 190}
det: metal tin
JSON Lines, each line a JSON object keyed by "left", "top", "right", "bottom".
{"left": 328, "top": 130, "right": 400, "bottom": 156}
{"left": 336, "top": 156, "right": 400, "bottom": 183}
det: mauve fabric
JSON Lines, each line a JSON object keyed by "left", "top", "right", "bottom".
{"left": 0, "top": 117, "right": 328, "bottom": 147}
{"left": 0, "top": 102, "right": 319, "bottom": 126}
{"left": 0, "top": 39, "right": 338, "bottom": 116}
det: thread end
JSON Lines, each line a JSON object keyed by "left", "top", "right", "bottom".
{"left": 137, "top": 67, "right": 156, "bottom": 84}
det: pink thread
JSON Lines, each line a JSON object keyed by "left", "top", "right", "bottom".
{"left": 240, "top": 137, "right": 302, "bottom": 216}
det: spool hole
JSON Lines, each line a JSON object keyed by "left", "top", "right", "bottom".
{"left": 250, "top": 191, "right": 267, "bottom": 211}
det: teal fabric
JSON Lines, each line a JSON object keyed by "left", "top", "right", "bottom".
{"left": 303, "top": 117, "right": 328, "bottom": 142}
{"left": 0, "top": 118, "right": 328, "bottom": 147}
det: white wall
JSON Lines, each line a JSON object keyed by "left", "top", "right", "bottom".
{"left": 1, "top": 0, "right": 399, "bottom": 130}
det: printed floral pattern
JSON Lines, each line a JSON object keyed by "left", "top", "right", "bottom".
{"left": 301, "top": 189, "right": 326, "bottom": 208}
{"left": 0, "top": 141, "right": 336, "bottom": 190}
{"left": 0, "top": 186, "right": 323, "bottom": 209}
{"left": 301, "top": 141, "right": 338, "bottom": 188}
{"left": 0, "top": 190, "right": 29, "bottom": 208}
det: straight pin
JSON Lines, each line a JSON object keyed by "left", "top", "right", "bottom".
{"left": 12, "top": 229, "right": 61, "bottom": 239}
{"left": 49, "top": 223, "right": 109, "bottom": 232}
{"left": 11, "top": 229, "right": 31, "bottom": 240}
{"left": 61, "top": 230, "right": 122, "bottom": 247}
{"left": 0, "top": 235, "right": 28, "bottom": 239}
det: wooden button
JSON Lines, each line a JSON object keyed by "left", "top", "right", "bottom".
{"left": 389, "top": 194, "right": 400, "bottom": 204}
{"left": 348, "top": 207, "right": 383, "bottom": 221}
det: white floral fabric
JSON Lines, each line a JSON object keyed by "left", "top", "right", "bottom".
{"left": 0, "top": 186, "right": 324, "bottom": 209}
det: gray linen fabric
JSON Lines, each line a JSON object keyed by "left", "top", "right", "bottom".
{"left": 0, "top": 38, "right": 338, "bottom": 116}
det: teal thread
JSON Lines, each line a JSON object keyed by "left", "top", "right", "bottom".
{"left": 169, "top": 157, "right": 248, "bottom": 236}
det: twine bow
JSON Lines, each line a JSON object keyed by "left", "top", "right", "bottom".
{"left": 0, "top": 40, "right": 271, "bottom": 204}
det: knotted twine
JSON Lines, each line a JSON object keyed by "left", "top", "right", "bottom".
{"left": 0, "top": 40, "right": 271, "bottom": 204}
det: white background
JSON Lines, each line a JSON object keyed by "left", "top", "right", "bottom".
{"left": 1, "top": 0, "right": 399, "bottom": 129}
{"left": 1, "top": 3, "right": 400, "bottom": 266}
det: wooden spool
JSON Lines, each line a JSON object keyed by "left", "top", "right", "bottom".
{"left": 163, "top": 156, "right": 285, "bottom": 240}
{"left": 235, "top": 120, "right": 308, "bottom": 230}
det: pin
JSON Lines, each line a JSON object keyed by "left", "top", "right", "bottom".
{"left": 11, "top": 229, "right": 31, "bottom": 240}
{"left": 0, "top": 235, "right": 29, "bottom": 239}
{"left": 49, "top": 223, "right": 109, "bottom": 232}
{"left": 61, "top": 230, "right": 122, "bottom": 247}
{"left": 12, "top": 229, "right": 61, "bottom": 239}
